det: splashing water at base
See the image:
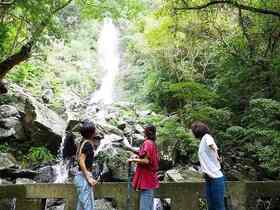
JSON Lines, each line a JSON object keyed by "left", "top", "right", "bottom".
{"left": 52, "top": 132, "right": 69, "bottom": 184}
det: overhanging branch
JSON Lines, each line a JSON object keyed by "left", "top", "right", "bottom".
{"left": 0, "top": 0, "right": 73, "bottom": 81}
{"left": 0, "top": 0, "right": 15, "bottom": 6}
{"left": 176, "top": 1, "right": 280, "bottom": 18}
{"left": 0, "top": 41, "right": 33, "bottom": 80}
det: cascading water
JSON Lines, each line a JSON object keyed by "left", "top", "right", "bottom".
{"left": 50, "top": 18, "right": 167, "bottom": 210}
{"left": 84, "top": 18, "right": 120, "bottom": 126}
{"left": 54, "top": 18, "right": 121, "bottom": 183}
{"left": 88, "top": 18, "right": 120, "bottom": 107}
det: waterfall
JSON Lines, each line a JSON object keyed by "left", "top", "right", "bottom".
{"left": 53, "top": 133, "right": 68, "bottom": 184}
{"left": 89, "top": 18, "right": 120, "bottom": 106}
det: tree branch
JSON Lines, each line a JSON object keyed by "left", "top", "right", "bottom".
{"left": 176, "top": 0, "right": 280, "bottom": 18}
{"left": 0, "top": 41, "right": 33, "bottom": 80}
{"left": 0, "top": 0, "right": 73, "bottom": 82}
{"left": 53, "top": 0, "right": 73, "bottom": 14}
{"left": 0, "top": 0, "right": 15, "bottom": 6}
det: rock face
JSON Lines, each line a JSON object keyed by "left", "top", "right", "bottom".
{"left": 0, "top": 105, "right": 24, "bottom": 140}
{"left": 164, "top": 166, "right": 203, "bottom": 182}
{"left": 0, "top": 153, "right": 17, "bottom": 170}
{"left": 23, "top": 96, "right": 66, "bottom": 153}
{"left": 0, "top": 83, "right": 66, "bottom": 154}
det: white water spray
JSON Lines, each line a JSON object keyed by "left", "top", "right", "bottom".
{"left": 90, "top": 18, "right": 120, "bottom": 105}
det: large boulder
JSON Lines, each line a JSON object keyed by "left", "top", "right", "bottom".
{"left": 164, "top": 166, "right": 203, "bottom": 182}
{"left": 0, "top": 105, "right": 25, "bottom": 140}
{"left": 0, "top": 153, "right": 17, "bottom": 170}
{"left": 94, "top": 135, "right": 132, "bottom": 181}
{"left": 23, "top": 97, "right": 66, "bottom": 153}
{"left": 0, "top": 84, "right": 66, "bottom": 155}
{"left": 63, "top": 88, "right": 86, "bottom": 123}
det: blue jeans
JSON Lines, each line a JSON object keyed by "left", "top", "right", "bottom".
{"left": 205, "top": 176, "right": 225, "bottom": 210}
{"left": 73, "top": 172, "right": 95, "bottom": 210}
{"left": 140, "top": 189, "right": 154, "bottom": 210}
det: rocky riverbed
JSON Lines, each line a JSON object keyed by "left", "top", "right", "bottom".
{"left": 0, "top": 83, "right": 262, "bottom": 209}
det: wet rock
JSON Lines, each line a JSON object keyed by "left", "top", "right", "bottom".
{"left": 0, "top": 168, "right": 38, "bottom": 180}
{"left": 0, "top": 105, "right": 25, "bottom": 140}
{"left": 63, "top": 89, "right": 86, "bottom": 123}
{"left": 42, "top": 89, "right": 54, "bottom": 104}
{"left": 0, "top": 105, "right": 18, "bottom": 118}
{"left": 23, "top": 94, "right": 66, "bottom": 154}
{"left": 96, "top": 123, "right": 123, "bottom": 136}
{"left": 34, "top": 166, "right": 56, "bottom": 183}
{"left": 134, "top": 124, "right": 144, "bottom": 134}
{"left": 0, "top": 178, "right": 12, "bottom": 184}
{"left": 15, "top": 178, "right": 36, "bottom": 184}
{"left": 95, "top": 198, "right": 116, "bottom": 210}
{"left": 165, "top": 166, "right": 203, "bottom": 182}
{"left": 159, "top": 159, "right": 173, "bottom": 171}
{"left": 0, "top": 128, "right": 16, "bottom": 138}
{"left": 132, "top": 133, "right": 144, "bottom": 146}
{"left": 96, "top": 145, "right": 131, "bottom": 181}
{"left": 117, "top": 121, "right": 126, "bottom": 130}
{"left": 0, "top": 153, "right": 17, "bottom": 170}
{"left": 165, "top": 169, "right": 185, "bottom": 182}
{"left": 0, "top": 84, "right": 66, "bottom": 154}
{"left": 136, "top": 110, "right": 152, "bottom": 117}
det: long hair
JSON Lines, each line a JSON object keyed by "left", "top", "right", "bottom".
{"left": 80, "top": 119, "right": 96, "bottom": 139}
{"left": 144, "top": 124, "right": 156, "bottom": 142}
{"left": 191, "top": 121, "right": 210, "bottom": 139}
{"left": 62, "top": 131, "right": 77, "bottom": 160}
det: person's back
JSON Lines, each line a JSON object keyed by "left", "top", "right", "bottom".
{"left": 191, "top": 122, "right": 225, "bottom": 210}
{"left": 198, "top": 134, "right": 223, "bottom": 179}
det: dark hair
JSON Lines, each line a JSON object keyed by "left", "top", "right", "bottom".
{"left": 144, "top": 124, "right": 156, "bottom": 141}
{"left": 62, "top": 132, "right": 77, "bottom": 160}
{"left": 0, "top": 81, "right": 7, "bottom": 94}
{"left": 80, "top": 119, "right": 96, "bottom": 139}
{"left": 191, "top": 121, "right": 210, "bottom": 139}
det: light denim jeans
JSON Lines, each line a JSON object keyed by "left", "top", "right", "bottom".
{"left": 140, "top": 189, "right": 154, "bottom": 210}
{"left": 73, "top": 172, "right": 95, "bottom": 210}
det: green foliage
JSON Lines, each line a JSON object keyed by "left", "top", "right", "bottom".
{"left": 0, "top": 95, "right": 18, "bottom": 106}
{"left": 22, "top": 147, "right": 54, "bottom": 167}
{"left": 140, "top": 114, "right": 198, "bottom": 163}
{"left": 244, "top": 128, "right": 280, "bottom": 174}
{"left": 168, "top": 81, "right": 217, "bottom": 104}
{"left": 226, "top": 126, "right": 246, "bottom": 140}
{"left": 243, "top": 98, "right": 280, "bottom": 129}
{"left": 7, "top": 63, "right": 44, "bottom": 94}
{"left": 0, "top": 0, "right": 73, "bottom": 63}
{"left": 0, "top": 143, "right": 9, "bottom": 153}
{"left": 184, "top": 105, "right": 232, "bottom": 132}
{"left": 120, "top": 0, "right": 280, "bottom": 180}
{"left": 76, "top": 0, "right": 149, "bottom": 20}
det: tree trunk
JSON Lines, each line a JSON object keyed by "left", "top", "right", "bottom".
{"left": 0, "top": 41, "right": 33, "bottom": 80}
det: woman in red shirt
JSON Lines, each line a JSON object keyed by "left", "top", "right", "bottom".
{"left": 128, "top": 124, "right": 160, "bottom": 210}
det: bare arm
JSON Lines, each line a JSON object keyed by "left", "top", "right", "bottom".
{"left": 79, "top": 153, "right": 97, "bottom": 187}
{"left": 128, "top": 155, "right": 150, "bottom": 164}
{"left": 126, "top": 146, "right": 139, "bottom": 154}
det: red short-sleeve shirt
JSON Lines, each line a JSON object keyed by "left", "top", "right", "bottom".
{"left": 132, "top": 139, "right": 160, "bottom": 190}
